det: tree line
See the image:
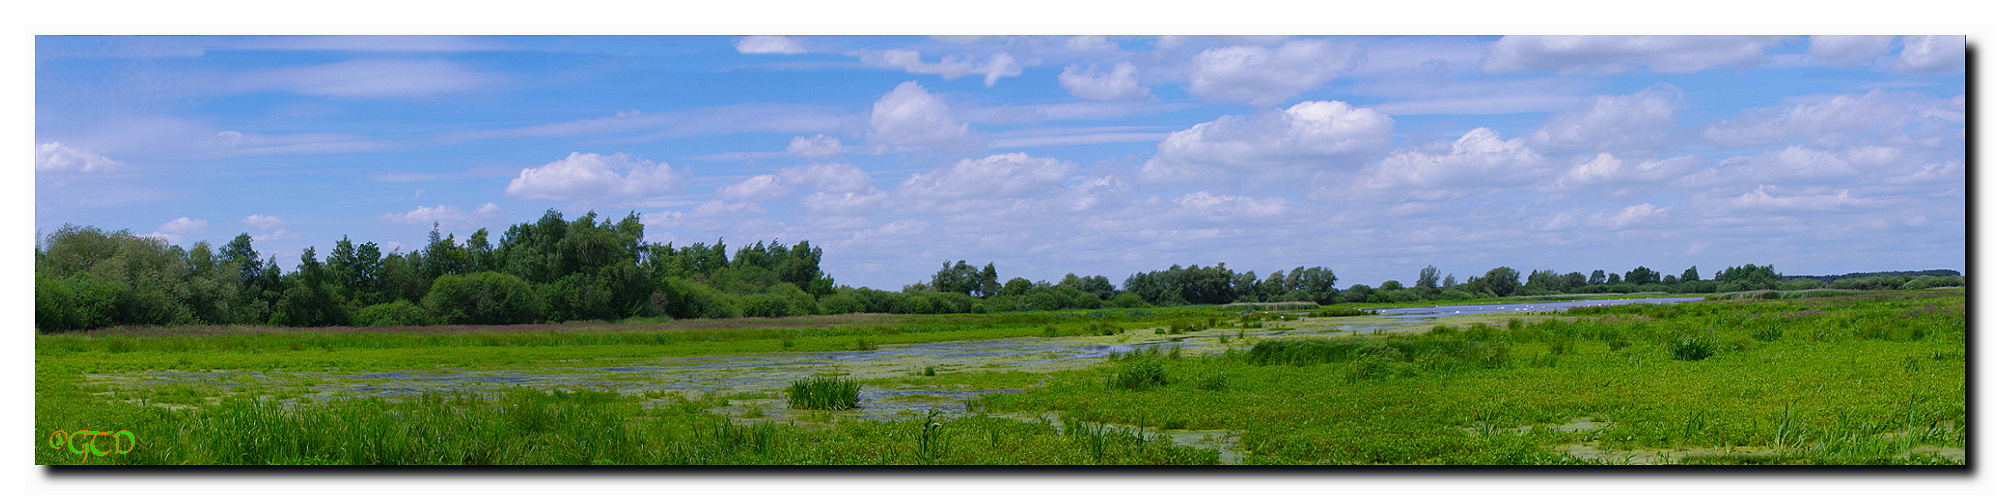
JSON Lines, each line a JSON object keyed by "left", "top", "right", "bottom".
{"left": 32, "top": 209, "right": 1964, "bottom": 332}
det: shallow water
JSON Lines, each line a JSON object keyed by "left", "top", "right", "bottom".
{"left": 84, "top": 297, "right": 1711, "bottom": 461}
{"left": 1370, "top": 297, "right": 1705, "bottom": 321}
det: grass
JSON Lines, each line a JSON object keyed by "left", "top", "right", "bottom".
{"left": 785, "top": 376, "right": 862, "bottom": 410}
{"left": 38, "top": 289, "right": 1963, "bottom": 464}
{"left": 977, "top": 290, "right": 1965, "bottom": 464}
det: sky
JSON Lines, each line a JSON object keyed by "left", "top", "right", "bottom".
{"left": 33, "top": 35, "right": 1966, "bottom": 289}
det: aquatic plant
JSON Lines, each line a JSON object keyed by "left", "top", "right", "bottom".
{"left": 785, "top": 376, "right": 861, "bottom": 410}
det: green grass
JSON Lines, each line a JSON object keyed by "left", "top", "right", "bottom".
{"left": 38, "top": 290, "right": 1963, "bottom": 464}
{"left": 785, "top": 376, "right": 862, "bottom": 410}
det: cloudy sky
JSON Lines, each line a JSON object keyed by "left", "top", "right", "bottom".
{"left": 34, "top": 35, "right": 1965, "bottom": 289}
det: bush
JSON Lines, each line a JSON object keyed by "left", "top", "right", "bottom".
{"left": 1107, "top": 292, "right": 1151, "bottom": 309}
{"left": 421, "top": 272, "right": 544, "bottom": 325}
{"left": 1109, "top": 361, "right": 1169, "bottom": 390}
{"left": 353, "top": 300, "right": 433, "bottom": 327}
{"left": 654, "top": 278, "right": 743, "bottom": 319}
{"left": 1671, "top": 336, "right": 1717, "bottom": 361}
{"left": 818, "top": 292, "right": 864, "bottom": 315}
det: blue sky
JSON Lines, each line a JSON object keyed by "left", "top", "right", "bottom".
{"left": 34, "top": 35, "right": 1965, "bottom": 289}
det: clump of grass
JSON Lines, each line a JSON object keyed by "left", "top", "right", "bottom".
{"left": 1750, "top": 328, "right": 1783, "bottom": 342}
{"left": 1196, "top": 373, "right": 1230, "bottom": 391}
{"left": 1108, "top": 361, "right": 1169, "bottom": 390}
{"left": 1670, "top": 336, "right": 1717, "bottom": 361}
{"left": 923, "top": 366, "right": 937, "bottom": 377}
{"left": 852, "top": 337, "right": 877, "bottom": 351}
{"left": 743, "top": 406, "right": 766, "bottom": 418}
{"left": 785, "top": 376, "right": 861, "bottom": 410}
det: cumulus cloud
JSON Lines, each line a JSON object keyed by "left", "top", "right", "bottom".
{"left": 1530, "top": 85, "right": 1682, "bottom": 152}
{"left": 781, "top": 162, "right": 872, "bottom": 193}
{"left": 1536, "top": 203, "right": 1670, "bottom": 231}
{"left": 786, "top": 135, "right": 844, "bottom": 158}
{"left": 1702, "top": 90, "right": 1958, "bottom": 149}
{"left": 736, "top": 35, "right": 808, "bottom": 54}
{"left": 897, "top": 153, "right": 1076, "bottom": 209}
{"left": 1142, "top": 100, "right": 1393, "bottom": 184}
{"left": 1729, "top": 186, "right": 1869, "bottom": 211}
{"left": 380, "top": 203, "right": 502, "bottom": 224}
{"left": 1065, "top": 36, "right": 1119, "bottom": 52}
{"left": 1360, "top": 127, "right": 1545, "bottom": 192}
{"left": 241, "top": 214, "right": 285, "bottom": 230}
{"left": 1553, "top": 153, "right": 1702, "bottom": 191}
{"left": 856, "top": 50, "right": 1022, "bottom": 86}
{"left": 35, "top": 142, "right": 120, "bottom": 173}
{"left": 1186, "top": 39, "right": 1361, "bottom": 105}
{"left": 867, "top": 81, "right": 970, "bottom": 148}
{"left": 157, "top": 217, "right": 209, "bottom": 234}
{"left": 1894, "top": 35, "right": 1964, "bottom": 73}
{"left": 1483, "top": 35, "right": 1788, "bottom": 74}
{"left": 1059, "top": 62, "right": 1152, "bottom": 101}
{"left": 504, "top": 152, "right": 684, "bottom": 201}
{"left": 233, "top": 59, "right": 500, "bottom": 98}
{"left": 1674, "top": 146, "right": 1857, "bottom": 191}
{"left": 1174, "top": 191, "right": 1289, "bottom": 219}
{"left": 800, "top": 190, "right": 893, "bottom": 216}
{"left": 716, "top": 174, "right": 793, "bottom": 201}
{"left": 1808, "top": 35, "right": 1895, "bottom": 65}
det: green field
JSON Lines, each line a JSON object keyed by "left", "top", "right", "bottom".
{"left": 37, "top": 291, "right": 1964, "bottom": 464}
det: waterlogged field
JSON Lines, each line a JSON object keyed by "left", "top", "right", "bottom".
{"left": 36, "top": 291, "right": 1964, "bottom": 465}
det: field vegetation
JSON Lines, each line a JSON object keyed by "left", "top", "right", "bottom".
{"left": 38, "top": 288, "right": 1963, "bottom": 465}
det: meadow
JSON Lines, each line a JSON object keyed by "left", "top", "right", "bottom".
{"left": 36, "top": 290, "right": 1964, "bottom": 465}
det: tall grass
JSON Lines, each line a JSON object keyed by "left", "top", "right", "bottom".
{"left": 785, "top": 376, "right": 862, "bottom": 410}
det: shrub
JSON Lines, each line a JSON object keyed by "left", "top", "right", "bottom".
{"left": 785, "top": 376, "right": 861, "bottom": 410}
{"left": 353, "top": 300, "right": 433, "bottom": 327}
{"left": 1109, "top": 361, "right": 1169, "bottom": 390}
{"left": 422, "top": 272, "right": 543, "bottom": 325}
{"left": 1671, "top": 336, "right": 1717, "bottom": 361}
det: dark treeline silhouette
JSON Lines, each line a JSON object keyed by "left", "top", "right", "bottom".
{"left": 32, "top": 210, "right": 1965, "bottom": 332}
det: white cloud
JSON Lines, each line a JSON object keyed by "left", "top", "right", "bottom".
{"left": 787, "top": 134, "right": 844, "bottom": 158}
{"left": 1702, "top": 90, "right": 1956, "bottom": 149}
{"left": 380, "top": 204, "right": 500, "bottom": 224}
{"left": 736, "top": 36, "right": 808, "bottom": 55}
{"left": 1186, "top": 39, "right": 1360, "bottom": 105}
{"left": 897, "top": 153, "right": 1076, "bottom": 207}
{"left": 1729, "top": 186, "right": 1869, "bottom": 211}
{"left": 241, "top": 214, "right": 285, "bottom": 230}
{"left": 157, "top": 217, "right": 208, "bottom": 234}
{"left": 1808, "top": 35, "right": 1895, "bottom": 65}
{"left": 35, "top": 142, "right": 120, "bottom": 173}
{"left": 800, "top": 190, "right": 892, "bottom": 216}
{"left": 856, "top": 50, "right": 1022, "bottom": 86}
{"left": 716, "top": 174, "right": 793, "bottom": 201}
{"left": 1529, "top": 85, "right": 1682, "bottom": 152}
{"left": 1537, "top": 203, "right": 1670, "bottom": 231}
{"left": 1894, "top": 35, "right": 1964, "bottom": 73}
{"left": 1360, "top": 127, "right": 1545, "bottom": 192}
{"left": 504, "top": 152, "right": 684, "bottom": 201}
{"left": 233, "top": 59, "right": 499, "bottom": 98}
{"left": 1059, "top": 62, "right": 1152, "bottom": 101}
{"left": 1674, "top": 146, "right": 1857, "bottom": 191}
{"left": 1142, "top": 100, "right": 1393, "bottom": 184}
{"left": 867, "top": 81, "right": 969, "bottom": 148}
{"left": 1065, "top": 36, "right": 1119, "bottom": 52}
{"left": 780, "top": 162, "right": 872, "bottom": 193}
{"left": 1554, "top": 153, "right": 1701, "bottom": 191}
{"left": 1174, "top": 191, "right": 1289, "bottom": 218}
{"left": 1483, "top": 35, "right": 1788, "bottom": 75}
